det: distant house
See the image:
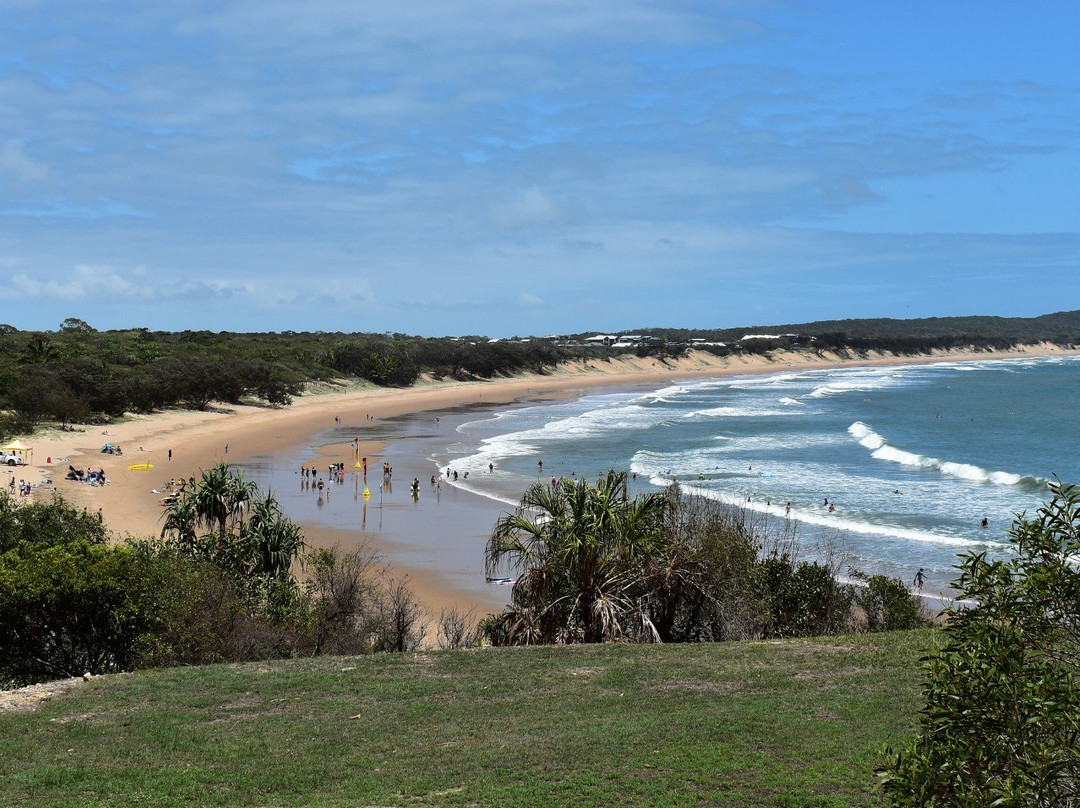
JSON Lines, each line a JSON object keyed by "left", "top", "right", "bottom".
{"left": 585, "top": 334, "right": 618, "bottom": 346}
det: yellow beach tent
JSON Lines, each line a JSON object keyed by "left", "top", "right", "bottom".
{"left": 0, "top": 440, "right": 32, "bottom": 465}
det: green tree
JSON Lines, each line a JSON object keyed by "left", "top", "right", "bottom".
{"left": 880, "top": 483, "right": 1080, "bottom": 806}
{"left": 190, "top": 463, "right": 257, "bottom": 538}
{"left": 485, "top": 472, "right": 671, "bottom": 644}
{"left": 161, "top": 464, "right": 304, "bottom": 584}
{"left": 18, "top": 336, "right": 61, "bottom": 365}
{"left": 0, "top": 497, "right": 160, "bottom": 686}
{"left": 852, "top": 572, "right": 926, "bottom": 632}
{"left": 241, "top": 489, "right": 305, "bottom": 580}
{"left": 0, "top": 493, "right": 109, "bottom": 554}
{"left": 59, "top": 317, "right": 96, "bottom": 334}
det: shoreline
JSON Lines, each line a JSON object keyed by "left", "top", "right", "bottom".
{"left": 20, "top": 343, "right": 1076, "bottom": 616}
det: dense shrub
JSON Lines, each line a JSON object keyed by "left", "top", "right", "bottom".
{"left": 758, "top": 553, "right": 853, "bottom": 638}
{"left": 648, "top": 489, "right": 764, "bottom": 642}
{"left": 880, "top": 483, "right": 1080, "bottom": 805}
{"left": 853, "top": 573, "right": 927, "bottom": 632}
{"left": 484, "top": 481, "right": 881, "bottom": 646}
{"left": 0, "top": 493, "right": 109, "bottom": 554}
{"left": 0, "top": 491, "right": 429, "bottom": 685}
{"left": 0, "top": 538, "right": 162, "bottom": 685}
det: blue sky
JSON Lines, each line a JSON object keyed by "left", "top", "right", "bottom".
{"left": 1, "top": 1, "right": 1077, "bottom": 336}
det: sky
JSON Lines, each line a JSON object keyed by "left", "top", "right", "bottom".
{"left": 1, "top": 1, "right": 1078, "bottom": 337}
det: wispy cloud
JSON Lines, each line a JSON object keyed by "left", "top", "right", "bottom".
{"left": 0, "top": 139, "right": 48, "bottom": 182}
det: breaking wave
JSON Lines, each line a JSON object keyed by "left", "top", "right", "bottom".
{"left": 847, "top": 422, "right": 1046, "bottom": 491}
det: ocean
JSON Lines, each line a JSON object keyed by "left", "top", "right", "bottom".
{"left": 434, "top": 354, "right": 1080, "bottom": 600}
{"left": 240, "top": 354, "right": 1079, "bottom": 603}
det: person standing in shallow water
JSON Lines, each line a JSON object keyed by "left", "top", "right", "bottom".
{"left": 913, "top": 568, "right": 925, "bottom": 592}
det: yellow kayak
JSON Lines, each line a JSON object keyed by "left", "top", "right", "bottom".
{"left": 128, "top": 463, "right": 154, "bottom": 471}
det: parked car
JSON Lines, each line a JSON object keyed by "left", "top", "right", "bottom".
{"left": 0, "top": 452, "right": 25, "bottom": 466}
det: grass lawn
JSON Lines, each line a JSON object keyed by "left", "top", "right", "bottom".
{"left": 1, "top": 628, "right": 937, "bottom": 807}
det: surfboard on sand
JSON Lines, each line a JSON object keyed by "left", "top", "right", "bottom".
{"left": 128, "top": 463, "right": 154, "bottom": 471}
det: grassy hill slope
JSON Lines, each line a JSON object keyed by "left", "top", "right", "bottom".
{"left": 1, "top": 629, "right": 938, "bottom": 807}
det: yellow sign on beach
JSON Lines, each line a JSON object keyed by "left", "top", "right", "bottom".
{"left": 362, "top": 487, "right": 371, "bottom": 501}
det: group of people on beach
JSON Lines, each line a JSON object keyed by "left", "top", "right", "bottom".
{"left": 7, "top": 477, "right": 37, "bottom": 497}
{"left": 65, "top": 465, "right": 107, "bottom": 486}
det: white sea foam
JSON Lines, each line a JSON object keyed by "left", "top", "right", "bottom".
{"left": 442, "top": 478, "right": 522, "bottom": 509}
{"left": 685, "top": 405, "right": 806, "bottom": 420}
{"left": 779, "top": 397, "right": 804, "bottom": 406}
{"left": 847, "top": 422, "right": 1044, "bottom": 489}
{"left": 676, "top": 483, "right": 1014, "bottom": 550}
{"left": 848, "top": 421, "right": 886, "bottom": 450}
{"left": 808, "top": 380, "right": 887, "bottom": 399}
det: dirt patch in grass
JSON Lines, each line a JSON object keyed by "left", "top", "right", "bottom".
{"left": 566, "top": 667, "right": 606, "bottom": 678}
{"left": 227, "top": 662, "right": 281, "bottom": 674}
{"left": 654, "top": 677, "right": 740, "bottom": 694}
{"left": 792, "top": 667, "right": 869, "bottom": 680}
{"left": 0, "top": 677, "right": 87, "bottom": 714}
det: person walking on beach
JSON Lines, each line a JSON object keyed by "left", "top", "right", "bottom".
{"left": 913, "top": 568, "right": 925, "bottom": 592}
{"left": 168, "top": 448, "right": 172, "bottom": 461}
{"left": 224, "top": 444, "right": 229, "bottom": 455}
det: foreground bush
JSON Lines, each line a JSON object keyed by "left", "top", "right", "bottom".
{"left": 0, "top": 539, "right": 162, "bottom": 686}
{"left": 482, "top": 479, "right": 920, "bottom": 646}
{"left": 880, "top": 483, "right": 1080, "bottom": 806}
{"left": 0, "top": 489, "right": 429, "bottom": 685}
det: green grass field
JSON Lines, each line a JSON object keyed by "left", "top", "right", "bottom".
{"left": 1, "top": 629, "right": 937, "bottom": 807}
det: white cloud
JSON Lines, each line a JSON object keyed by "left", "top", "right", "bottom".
{"left": 519, "top": 292, "right": 544, "bottom": 306}
{"left": 1, "top": 265, "right": 153, "bottom": 302}
{"left": 0, "top": 139, "right": 48, "bottom": 182}
{"left": 0, "top": 263, "right": 377, "bottom": 310}
{"left": 490, "top": 187, "right": 562, "bottom": 228}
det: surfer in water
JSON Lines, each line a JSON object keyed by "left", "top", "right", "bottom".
{"left": 981, "top": 516, "right": 989, "bottom": 528}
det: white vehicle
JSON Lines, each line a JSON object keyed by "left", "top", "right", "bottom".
{"left": 0, "top": 452, "right": 24, "bottom": 466}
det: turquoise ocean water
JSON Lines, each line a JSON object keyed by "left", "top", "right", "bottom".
{"left": 433, "top": 354, "right": 1080, "bottom": 598}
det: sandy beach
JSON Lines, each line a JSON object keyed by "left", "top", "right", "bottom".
{"left": 18, "top": 343, "right": 1075, "bottom": 617}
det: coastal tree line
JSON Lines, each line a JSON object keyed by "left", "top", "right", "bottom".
{"left": 3, "top": 310, "right": 1079, "bottom": 439}
{"left": 0, "top": 319, "right": 683, "bottom": 436}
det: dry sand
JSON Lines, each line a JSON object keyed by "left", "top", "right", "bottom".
{"left": 18, "top": 344, "right": 1075, "bottom": 617}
